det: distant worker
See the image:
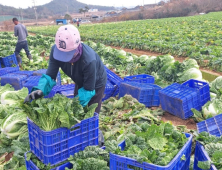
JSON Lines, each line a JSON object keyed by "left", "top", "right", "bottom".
{"left": 12, "top": 18, "right": 32, "bottom": 66}
{"left": 77, "top": 20, "right": 80, "bottom": 27}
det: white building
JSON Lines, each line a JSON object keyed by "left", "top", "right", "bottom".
{"left": 88, "top": 9, "right": 98, "bottom": 12}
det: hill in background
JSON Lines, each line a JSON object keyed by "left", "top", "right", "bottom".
{"left": 0, "top": 0, "right": 114, "bottom": 19}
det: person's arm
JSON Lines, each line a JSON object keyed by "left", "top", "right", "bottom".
{"left": 75, "top": 60, "right": 96, "bottom": 107}
{"left": 14, "top": 26, "right": 18, "bottom": 37}
{"left": 31, "top": 45, "right": 59, "bottom": 96}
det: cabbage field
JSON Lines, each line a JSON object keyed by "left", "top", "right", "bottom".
{"left": 28, "top": 12, "right": 222, "bottom": 72}
{"left": 1, "top": 11, "right": 222, "bottom": 170}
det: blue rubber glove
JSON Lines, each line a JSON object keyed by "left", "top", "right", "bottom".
{"left": 76, "top": 87, "right": 95, "bottom": 107}
{"left": 32, "top": 74, "right": 56, "bottom": 96}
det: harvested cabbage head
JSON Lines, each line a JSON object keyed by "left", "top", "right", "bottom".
{"left": 1, "top": 87, "right": 28, "bottom": 105}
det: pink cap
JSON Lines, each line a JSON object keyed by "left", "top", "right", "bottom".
{"left": 54, "top": 25, "right": 81, "bottom": 62}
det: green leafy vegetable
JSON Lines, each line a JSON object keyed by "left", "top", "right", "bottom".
{"left": 210, "top": 76, "right": 222, "bottom": 97}
{"left": 113, "top": 122, "right": 188, "bottom": 166}
{"left": 196, "top": 132, "right": 222, "bottom": 169}
{"left": 67, "top": 146, "right": 109, "bottom": 170}
{"left": 21, "top": 94, "right": 97, "bottom": 131}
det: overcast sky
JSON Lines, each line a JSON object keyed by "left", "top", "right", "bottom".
{"left": 0, "top": 0, "right": 159, "bottom": 8}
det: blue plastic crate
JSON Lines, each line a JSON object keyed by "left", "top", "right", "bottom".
{"left": 59, "top": 90, "right": 74, "bottom": 98}
{"left": 119, "top": 82, "right": 162, "bottom": 107}
{"left": 124, "top": 74, "right": 155, "bottom": 83}
{"left": 27, "top": 113, "right": 99, "bottom": 165}
{"left": 33, "top": 69, "right": 61, "bottom": 85}
{"left": 0, "top": 73, "right": 28, "bottom": 90}
{"left": 197, "top": 114, "right": 222, "bottom": 137}
{"left": 0, "top": 53, "right": 18, "bottom": 67}
{"left": 103, "top": 80, "right": 115, "bottom": 101}
{"left": 47, "top": 84, "right": 75, "bottom": 98}
{"left": 104, "top": 66, "right": 123, "bottom": 97}
{"left": 13, "top": 70, "right": 34, "bottom": 77}
{"left": 182, "top": 79, "right": 210, "bottom": 106}
{"left": 0, "top": 68, "right": 8, "bottom": 76}
{"left": 193, "top": 142, "right": 217, "bottom": 170}
{"left": 58, "top": 80, "right": 115, "bottom": 101}
{"left": 159, "top": 83, "right": 201, "bottom": 119}
{"left": 4, "top": 66, "right": 20, "bottom": 74}
{"left": 0, "top": 67, "right": 20, "bottom": 76}
{"left": 25, "top": 151, "right": 73, "bottom": 170}
{"left": 110, "top": 133, "right": 192, "bottom": 170}
{"left": 23, "top": 76, "right": 42, "bottom": 93}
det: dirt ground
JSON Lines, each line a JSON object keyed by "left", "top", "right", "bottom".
{"left": 161, "top": 112, "right": 197, "bottom": 130}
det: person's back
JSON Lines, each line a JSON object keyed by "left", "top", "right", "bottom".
{"left": 14, "top": 23, "right": 28, "bottom": 43}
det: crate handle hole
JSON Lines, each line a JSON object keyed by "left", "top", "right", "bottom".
{"left": 70, "top": 126, "right": 80, "bottom": 132}
{"left": 173, "top": 90, "right": 180, "bottom": 94}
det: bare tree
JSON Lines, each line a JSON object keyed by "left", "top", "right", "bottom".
{"left": 79, "top": 6, "right": 89, "bottom": 17}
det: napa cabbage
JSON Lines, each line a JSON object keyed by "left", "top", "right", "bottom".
{"left": 210, "top": 76, "right": 222, "bottom": 97}
{"left": 126, "top": 56, "right": 134, "bottom": 62}
{"left": 179, "top": 68, "right": 202, "bottom": 82}
{"left": 192, "top": 99, "right": 222, "bottom": 122}
{"left": 202, "top": 99, "right": 222, "bottom": 118}
{"left": 183, "top": 59, "right": 199, "bottom": 70}
{"left": 138, "top": 55, "right": 149, "bottom": 65}
{"left": 1, "top": 87, "right": 28, "bottom": 105}
{"left": 0, "top": 112, "right": 27, "bottom": 139}
{"left": 0, "top": 84, "right": 14, "bottom": 97}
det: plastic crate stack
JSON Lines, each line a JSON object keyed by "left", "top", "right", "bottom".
{"left": 23, "top": 76, "right": 42, "bottom": 93}
{"left": 47, "top": 84, "right": 75, "bottom": 98}
{"left": 103, "top": 80, "right": 115, "bottom": 101}
{"left": 0, "top": 73, "right": 28, "bottom": 90}
{"left": 119, "top": 81, "right": 161, "bottom": 107}
{"left": 25, "top": 151, "right": 73, "bottom": 170}
{"left": 110, "top": 133, "right": 192, "bottom": 170}
{"left": 193, "top": 114, "right": 222, "bottom": 170}
{"left": 0, "top": 67, "right": 19, "bottom": 76}
{"left": 124, "top": 74, "right": 155, "bottom": 84}
{"left": 159, "top": 80, "right": 210, "bottom": 119}
{"left": 104, "top": 66, "right": 123, "bottom": 97}
{"left": 13, "top": 70, "right": 34, "bottom": 77}
{"left": 33, "top": 69, "right": 61, "bottom": 85}
{"left": 182, "top": 79, "right": 210, "bottom": 106}
{"left": 26, "top": 112, "right": 99, "bottom": 169}
{"left": 0, "top": 53, "right": 18, "bottom": 67}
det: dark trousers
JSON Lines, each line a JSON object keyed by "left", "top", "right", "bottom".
{"left": 74, "top": 85, "right": 105, "bottom": 114}
{"left": 15, "top": 41, "right": 30, "bottom": 57}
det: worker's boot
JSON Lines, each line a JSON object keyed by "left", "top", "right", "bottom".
{"left": 98, "top": 129, "right": 104, "bottom": 147}
{"left": 28, "top": 54, "right": 33, "bottom": 62}
{"left": 16, "top": 54, "right": 22, "bottom": 67}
